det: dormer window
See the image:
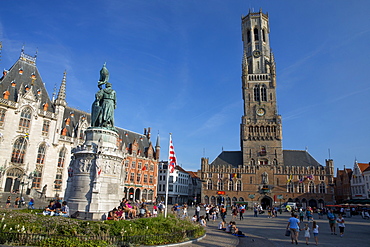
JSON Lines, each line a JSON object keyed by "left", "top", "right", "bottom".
{"left": 19, "top": 68, "right": 24, "bottom": 75}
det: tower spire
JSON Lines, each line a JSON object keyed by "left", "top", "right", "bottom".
{"left": 55, "top": 71, "right": 67, "bottom": 106}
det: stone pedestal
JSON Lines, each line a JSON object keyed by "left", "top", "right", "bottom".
{"left": 64, "top": 128, "right": 125, "bottom": 220}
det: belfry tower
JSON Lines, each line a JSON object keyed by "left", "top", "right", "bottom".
{"left": 240, "top": 9, "right": 283, "bottom": 167}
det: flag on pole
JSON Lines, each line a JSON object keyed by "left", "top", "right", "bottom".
{"left": 168, "top": 134, "right": 177, "bottom": 173}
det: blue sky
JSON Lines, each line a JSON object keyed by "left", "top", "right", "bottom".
{"left": 1, "top": 0, "right": 370, "bottom": 173}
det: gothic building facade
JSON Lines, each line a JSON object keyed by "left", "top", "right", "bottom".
{"left": 200, "top": 10, "right": 335, "bottom": 209}
{"left": 0, "top": 49, "right": 160, "bottom": 201}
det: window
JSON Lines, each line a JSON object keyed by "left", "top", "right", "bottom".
{"left": 308, "top": 181, "right": 315, "bottom": 193}
{"left": 208, "top": 173, "right": 212, "bottom": 178}
{"left": 169, "top": 185, "right": 173, "bottom": 192}
{"left": 298, "top": 183, "right": 305, "bottom": 193}
{"left": 236, "top": 180, "right": 242, "bottom": 191}
{"left": 125, "top": 161, "right": 129, "bottom": 167}
{"left": 262, "top": 29, "right": 266, "bottom": 42}
{"left": 136, "top": 173, "right": 141, "bottom": 183}
{"left": 32, "top": 170, "right": 42, "bottom": 189}
{"left": 36, "top": 143, "right": 46, "bottom": 164}
{"left": 149, "top": 175, "right": 153, "bottom": 184}
{"left": 150, "top": 164, "right": 154, "bottom": 171}
{"left": 247, "top": 30, "right": 251, "bottom": 43}
{"left": 131, "top": 161, "right": 136, "bottom": 169}
{"left": 217, "top": 180, "right": 224, "bottom": 191}
{"left": 287, "top": 182, "right": 294, "bottom": 193}
{"left": 207, "top": 180, "right": 213, "bottom": 190}
{"left": 319, "top": 182, "right": 326, "bottom": 194}
{"left": 254, "top": 28, "right": 259, "bottom": 41}
{"left": 261, "top": 85, "right": 267, "bottom": 101}
{"left": 254, "top": 85, "right": 260, "bottom": 101}
{"left": 143, "top": 174, "right": 148, "bottom": 183}
{"left": 18, "top": 107, "right": 32, "bottom": 132}
{"left": 54, "top": 173, "right": 63, "bottom": 190}
{"left": 42, "top": 120, "right": 50, "bottom": 136}
{"left": 250, "top": 176, "right": 253, "bottom": 184}
{"left": 228, "top": 180, "right": 234, "bottom": 191}
{"left": 138, "top": 162, "right": 142, "bottom": 170}
{"left": 11, "top": 137, "right": 27, "bottom": 164}
{"left": 218, "top": 173, "right": 223, "bottom": 179}
{"left": 130, "top": 172, "right": 134, "bottom": 182}
{"left": 0, "top": 108, "right": 6, "bottom": 127}
{"left": 58, "top": 148, "right": 66, "bottom": 168}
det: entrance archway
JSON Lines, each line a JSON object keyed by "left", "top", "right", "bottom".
{"left": 128, "top": 188, "right": 135, "bottom": 200}
{"left": 261, "top": 196, "right": 272, "bottom": 209}
{"left": 4, "top": 168, "right": 24, "bottom": 192}
{"left": 308, "top": 199, "right": 317, "bottom": 208}
{"left": 135, "top": 188, "right": 141, "bottom": 201}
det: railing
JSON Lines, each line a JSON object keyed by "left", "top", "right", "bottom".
{"left": 248, "top": 73, "right": 270, "bottom": 82}
{"left": 0, "top": 229, "right": 200, "bottom": 246}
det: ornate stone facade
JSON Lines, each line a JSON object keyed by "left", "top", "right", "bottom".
{"left": 200, "top": 10, "right": 335, "bottom": 209}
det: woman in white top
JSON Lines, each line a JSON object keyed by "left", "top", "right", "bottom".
{"left": 312, "top": 221, "right": 319, "bottom": 246}
{"left": 304, "top": 223, "right": 310, "bottom": 245}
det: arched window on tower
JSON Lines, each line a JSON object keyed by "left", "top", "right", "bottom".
{"left": 247, "top": 30, "right": 251, "bottom": 43}
{"left": 207, "top": 179, "right": 213, "bottom": 190}
{"left": 261, "top": 85, "right": 267, "bottom": 101}
{"left": 262, "top": 29, "right": 266, "bottom": 42}
{"left": 254, "top": 85, "right": 260, "bottom": 101}
{"left": 254, "top": 28, "right": 259, "bottom": 41}
{"left": 11, "top": 137, "right": 27, "bottom": 164}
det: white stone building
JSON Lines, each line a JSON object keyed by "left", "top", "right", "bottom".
{"left": 351, "top": 160, "right": 369, "bottom": 199}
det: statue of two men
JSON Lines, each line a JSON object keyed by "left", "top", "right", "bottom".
{"left": 91, "top": 64, "right": 116, "bottom": 130}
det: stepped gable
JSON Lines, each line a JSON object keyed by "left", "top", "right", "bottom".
{"left": 0, "top": 50, "right": 54, "bottom": 112}
{"left": 60, "top": 106, "right": 90, "bottom": 137}
{"left": 283, "top": 150, "right": 322, "bottom": 167}
{"left": 116, "top": 127, "right": 153, "bottom": 157}
{"left": 210, "top": 151, "right": 243, "bottom": 168}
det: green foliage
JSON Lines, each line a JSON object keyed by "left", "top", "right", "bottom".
{"left": 0, "top": 210, "right": 205, "bottom": 246}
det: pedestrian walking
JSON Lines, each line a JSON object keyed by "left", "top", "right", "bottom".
{"left": 286, "top": 213, "right": 300, "bottom": 245}
{"left": 239, "top": 204, "right": 245, "bottom": 220}
{"left": 5, "top": 196, "right": 11, "bottom": 208}
{"left": 327, "top": 209, "right": 337, "bottom": 235}
{"left": 336, "top": 214, "right": 345, "bottom": 237}
{"left": 312, "top": 221, "right": 319, "bottom": 246}
{"left": 254, "top": 205, "right": 258, "bottom": 217}
{"left": 304, "top": 223, "right": 310, "bottom": 245}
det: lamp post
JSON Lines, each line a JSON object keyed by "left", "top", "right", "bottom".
{"left": 19, "top": 180, "right": 28, "bottom": 208}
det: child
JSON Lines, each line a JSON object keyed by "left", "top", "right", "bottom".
{"left": 312, "top": 221, "right": 319, "bottom": 246}
{"left": 336, "top": 215, "right": 345, "bottom": 237}
{"left": 304, "top": 223, "right": 310, "bottom": 245}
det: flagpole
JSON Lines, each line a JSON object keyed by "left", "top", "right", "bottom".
{"left": 164, "top": 133, "right": 171, "bottom": 218}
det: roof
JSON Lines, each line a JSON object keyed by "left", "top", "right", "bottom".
{"left": 210, "top": 151, "right": 243, "bottom": 168}
{"left": 358, "top": 163, "right": 370, "bottom": 173}
{"left": 0, "top": 53, "right": 54, "bottom": 112}
{"left": 187, "top": 171, "right": 200, "bottom": 179}
{"left": 283, "top": 150, "right": 322, "bottom": 167}
{"left": 208, "top": 150, "right": 322, "bottom": 167}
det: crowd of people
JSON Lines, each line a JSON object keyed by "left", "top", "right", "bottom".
{"left": 42, "top": 199, "right": 70, "bottom": 217}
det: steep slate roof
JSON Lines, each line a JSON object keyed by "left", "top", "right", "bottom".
{"left": 210, "top": 151, "right": 243, "bottom": 167}
{"left": 0, "top": 52, "right": 54, "bottom": 112}
{"left": 209, "top": 150, "right": 322, "bottom": 167}
{"left": 283, "top": 150, "right": 322, "bottom": 167}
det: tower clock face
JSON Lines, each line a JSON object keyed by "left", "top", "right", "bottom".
{"left": 256, "top": 108, "right": 265, "bottom": 116}
{"left": 253, "top": 50, "right": 261, "bottom": 58}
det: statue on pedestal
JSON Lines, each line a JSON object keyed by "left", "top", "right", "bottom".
{"left": 91, "top": 63, "right": 116, "bottom": 131}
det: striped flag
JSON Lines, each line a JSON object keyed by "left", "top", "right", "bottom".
{"left": 168, "top": 134, "right": 177, "bottom": 173}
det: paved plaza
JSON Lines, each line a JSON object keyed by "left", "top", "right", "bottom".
{"left": 180, "top": 210, "right": 370, "bottom": 247}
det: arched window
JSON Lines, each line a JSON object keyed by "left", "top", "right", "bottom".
{"left": 236, "top": 180, "right": 242, "bottom": 191}
{"left": 308, "top": 181, "right": 315, "bottom": 193}
{"left": 247, "top": 30, "right": 251, "bottom": 43}
{"left": 254, "top": 85, "right": 260, "bottom": 101}
{"left": 254, "top": 28, "right": 259, "bottom": 41}
{"left": 204, "top": 196, "right": 209, "bottom": 205}
{"left": 11, "top": 137, "right": 27, "bottom": 164}
{"left": 58, "top": 148, "right": 67, "bottom": 168}
{"left": 207, "top": 180, "right": 213, "bottom": 190}
{"left": 298, "top": 183, "right": 305, "bottom": 193}
{"left": 262, "top": 29, "right": 266, "bottom": 42}
{"left": 18, "top": 107, "right": 32, "bottom": 132}
{"left": 319, "top": 182, "right": 326, "bottom": 194}
{"left": 261, "top": 85, "right": 267, "bottom": 101}
{"left": 36, "top": 143, "right": 46, "bottom": 164}
{"left": 287, "top": 181, "right": 294, "bottom": 193}
{"left": 217, "top": 180, "right": 224, "bottom": 191}
{"left": 228, "top": 180, "right": 234, "bottom": 191}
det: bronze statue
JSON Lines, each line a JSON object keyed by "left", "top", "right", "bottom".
{"left": 91, "top": 64, "right": 116, "bottom": 131}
